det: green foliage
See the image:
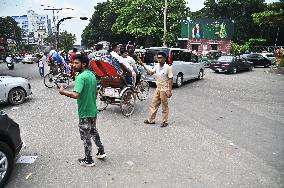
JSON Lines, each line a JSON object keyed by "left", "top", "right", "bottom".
{"left": 58, "top": 31, "right": 76, "bottom": 51}
{"left": 0, "top": 17, "right": 22, "bottom": 43}
{"left": 252, "top": 2, "right": 284, "bottom": 26}
{"left": 44, "top": 31, "right": 76, "bottom": 51}
{"left": 231, "top": 38, "right": 266, "bottom": 55}
{"left": 112, "top": 0, "right": 188, "bottom": 45}
{"left": 82, "top": 0, "right": 188, "bottom": 47}
{"left": 231, "top": 42, "right": 249, "bottom": 55}
{"left": 279, "top": 59, "right": 284, "bottom": 67}
{"left": 82, "top": 1, "right": 134, "bottom": 47}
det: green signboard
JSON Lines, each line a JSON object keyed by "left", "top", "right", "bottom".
{"left": 181, "top": 18, "right": 234, "bottom": 39}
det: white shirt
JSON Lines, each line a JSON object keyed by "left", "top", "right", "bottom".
{"left": 38, "top": 59, "right": 44, "bottom": 67}
{"left": 6, "top": 57, "right": 12, "bottom": 63}
{"left": 122, "top": 57, "right": 133, "bottom": 71}
{"left": 110, "top": 51, "right": 123, "bottom": 63}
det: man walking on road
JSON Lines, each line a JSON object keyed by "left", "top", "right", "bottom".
{"left": 59, "top": 53, "right": 106, "bottom": 167}
{"left": 139, "top": 52, "right": 173, "bottom": 127}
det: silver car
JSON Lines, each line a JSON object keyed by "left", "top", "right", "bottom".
{"left": 0, "top": 76, "right": 32, "bottom": 105}
{"left": 142, "top": 47, "right": 205, "bottom": 87}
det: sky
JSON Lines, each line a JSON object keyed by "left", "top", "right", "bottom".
{"left": 0, "top": 0, "right": 279, "bottom": 45}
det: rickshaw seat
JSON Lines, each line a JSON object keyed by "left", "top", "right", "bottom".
{"left": 97, "top": 61, "right": 120, "bottom": 77}
{"left": 90, "top": 60, "right": 106, "bottom": 77}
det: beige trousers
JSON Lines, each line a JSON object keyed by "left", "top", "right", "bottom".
{"left": 147, "top": 88, "right": 169, "bottom": 123}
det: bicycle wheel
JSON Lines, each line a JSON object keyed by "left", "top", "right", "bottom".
{"left": 97, "top": 86, "right": 108, "bottom": 112}
{"left": 120, "top": 89, "right": 135, "bottom": 117}
{"left": 55, "top": 73, "right": 70, "bottom": 89}
{"left": 44, "top": 72, "right": 56, "bottom": 88}
{"left": 137, "top": 80, "right": 149, "bottom": 101}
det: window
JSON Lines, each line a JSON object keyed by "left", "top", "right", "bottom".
{"left": 211, "top": 44, "right": 218, "bottom": 50}
{"left": 192, "top": 44, "right": 199, "bottom": 51}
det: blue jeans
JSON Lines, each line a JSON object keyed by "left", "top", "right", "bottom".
{"left": 39, "top": 67, "right": 44, "bottom": 77}
{"left": 125, "top": 72, "right": 132, "bottom": 85}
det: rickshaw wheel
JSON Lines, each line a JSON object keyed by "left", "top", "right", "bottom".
{"left": 97, "top": 87, "right": 108, "bottom": 112}
{"left": 120, "top": 89, "right": 135, "bottom": 117}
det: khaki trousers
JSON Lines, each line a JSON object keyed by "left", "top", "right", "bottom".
{"left": 148, "top": 88, "right": 169, "bottom": 123}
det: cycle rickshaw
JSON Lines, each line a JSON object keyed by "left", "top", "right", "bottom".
{"left": 90, "top": 60, "right": 149, "bottom": 117}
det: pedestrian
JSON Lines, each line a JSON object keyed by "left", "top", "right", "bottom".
{"left": 38, "top": 55, "right": 44, "bottom": 77}
{"left": 70, "top": 48, "right": 77, "bottom": 80}
{"left": 139, "top": 52, "right": 173, "bottom": 127}
{"left": 59, "top": 53, "right": 106, "bottom": 167}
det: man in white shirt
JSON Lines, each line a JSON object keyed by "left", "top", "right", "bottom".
{"left": 110, "top": 43, "right": 132, "bottom": 85}
{"left": 121, "top": 49, "right": 137, "bottom": 86}
{"left": 139, "top": 51, "right": 173, "bottom": 127}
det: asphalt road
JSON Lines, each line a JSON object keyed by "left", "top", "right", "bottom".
{"left": 0, "top": 62, "right": 283, "bottom": 188}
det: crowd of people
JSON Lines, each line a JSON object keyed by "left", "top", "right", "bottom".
{"left": 57, "top": 42, "right": 173, "bottom": 167}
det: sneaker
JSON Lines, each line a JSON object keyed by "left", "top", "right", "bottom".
{"left": 96, "top": 151, "right": 107, "bottom": 159}
{"left": 78, "top": 158, "right": 95, "bottom": 167}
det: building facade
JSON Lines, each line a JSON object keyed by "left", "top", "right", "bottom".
{"left": 12, "top": 10, "right": 51, "bottom": 46}
{"left": 179, "top": 18, "right": 234, "bottom": 55}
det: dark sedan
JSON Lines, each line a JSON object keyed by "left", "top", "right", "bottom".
{"left": 0, "top": 111, "right": 23, "bottom": 187}
{"left": 245, "top": 53, "right": 272, "bottom": 67}
{"left": 210, "top": 56, "right": 253, "bottom": 74}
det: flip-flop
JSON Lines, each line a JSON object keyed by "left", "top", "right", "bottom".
{"left": 144, "top": 120, "right": 155, "bottom": 124}
{"left": 160, "top": 122, "right": 168, "bottom": 127}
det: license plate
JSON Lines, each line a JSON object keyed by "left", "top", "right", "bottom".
{"left": 104, "top": 87, "right": 120, "bottom": 98}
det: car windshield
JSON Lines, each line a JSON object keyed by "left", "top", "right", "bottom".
{"left": 218, "top": 56, "right": 233, "bottom": 62}
{"left": 144, "top": 48, "right": 169, "bottom": 65}
{"left": 265, "top": 54, "right": 275, "bottom": 57}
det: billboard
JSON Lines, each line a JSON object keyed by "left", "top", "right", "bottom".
{"left": 181, "top": 18, "right": 234, "bottom": 40}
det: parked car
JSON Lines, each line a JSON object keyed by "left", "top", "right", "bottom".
{"left": 261, "top": 53, "right": 276, "bottom": 65}
{"left": 22, "top": 54, "right": 38, "bottom": 64}
{"left": 210, "top": 55, "right": 253, "bottom": 74}
{"left": 0, "top": 111, "right": 23, "bottom": 187}
{"left": 0, "top": 76, "right": 32, "bottom": 105}
{"left": 245, "top": 53, "right": 272, "bottom": 67}
{"left": 142, "top": 47, "right": 205, "bottom": 87}
{"left": 199, "top": 56, "right": 212, "bottom": 67}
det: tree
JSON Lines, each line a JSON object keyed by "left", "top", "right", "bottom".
{"left": 252, "top": 2, "right": 284, "bottom": 45}
{"left": 82, "top": 1, "right": 134, "bottom": 48}
{"left": 44, "top": 31, "right": 76, "bottom": 51}
{"left": 0, "top": 16, "right": 22, "bottom": 50}
{"left": 58, "top": 31, "right": 76, "bottom": 51}
{"left": 112, "top": 0, "right": 189, "bottom": 46}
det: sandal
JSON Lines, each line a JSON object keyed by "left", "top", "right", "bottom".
{"left": 160, "top": 122, "right": 168, "bottom": 127}
{"left": 144, "top": 120, "right": 155, "bottom": 124}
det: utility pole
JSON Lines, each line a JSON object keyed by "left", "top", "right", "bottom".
{"left": 163, "top": 0, "right": 168, "bottom": 47}
{"left": 41, "top": 5, "right": 74, "bottom": 49}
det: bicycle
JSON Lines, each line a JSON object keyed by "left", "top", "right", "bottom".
{"left": 44, "top": 64, "right": 71, "bottom": 89}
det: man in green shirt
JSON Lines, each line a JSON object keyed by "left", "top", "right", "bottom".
{"left": 59, "top": 53, "right": 106, "bottom": 167}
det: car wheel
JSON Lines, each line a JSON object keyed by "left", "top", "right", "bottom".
{"left": 248, "top": 66, "right": 253, "bottom": 71}
{"left": 0, "top": 141, "right": 14, "bottom": 188}
{"left": 231, "top": 67, "right": 237, "bottom": 74}
{"left": 198, "top": 70, "right": 204, "bottom": 80}
{"left": 176, "top": 74, "right": 183, "bottom": 88}
{"left": 8, "top": 88, "right": 26, "bottom": 105}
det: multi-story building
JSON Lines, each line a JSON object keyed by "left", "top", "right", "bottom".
{"left": 12, "top": 10, "right": 51, "bottom": 46}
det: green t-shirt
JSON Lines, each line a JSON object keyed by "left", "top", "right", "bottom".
{"left": 73, "top": 70, "right": 98, "bottom": 119}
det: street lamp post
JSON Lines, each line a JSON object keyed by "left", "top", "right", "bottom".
{"left": 56, "top": 17, "right": 88, "bottom": 49}
{"left": 163, "top": 0, "right": 168, "bottom": 47}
